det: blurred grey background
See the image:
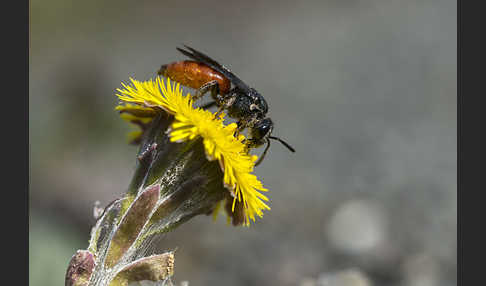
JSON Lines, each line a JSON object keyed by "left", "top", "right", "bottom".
{"left": 29, "top": 0, "right": 456, "bottom": 285}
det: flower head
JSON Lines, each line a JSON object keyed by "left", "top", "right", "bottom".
{"left": 116, "top": 77, "right": 270, "bottom": 225}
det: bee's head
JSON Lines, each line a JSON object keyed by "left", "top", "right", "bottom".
{"left": 250, "top": 117, "right": 274, "bottom": 144}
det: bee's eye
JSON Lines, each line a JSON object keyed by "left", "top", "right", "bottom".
{"left": 259, "top": 124, "right": 270, "bottom": 135}
{"left": 252, "top": 118, "right": 273, "bottom": 139}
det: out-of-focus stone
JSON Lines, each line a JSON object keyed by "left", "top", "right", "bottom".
{"left": 326, "top": 200, "right": 387, "bottom": 254}
{"left": 317, "top": 269, "right": 371, "bottom": 286}
{"left": 299, "top": 277, "right": 317, "bottom": 286}
{"left": 401, "top": 253, "right": 439, "bottom": 286}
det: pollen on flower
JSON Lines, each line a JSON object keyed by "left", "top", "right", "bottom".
{"left": 115, "top": 77, "right": 270, "bottom": 225}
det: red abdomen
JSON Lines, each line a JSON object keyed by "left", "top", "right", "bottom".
{"left": 160, "top": 61, "right": 231, "bottom": 94}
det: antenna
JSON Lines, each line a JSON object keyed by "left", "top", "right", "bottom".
{"left": 269, "top": 136, "right": 295, "bottom": 153}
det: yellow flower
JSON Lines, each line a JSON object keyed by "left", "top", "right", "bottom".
{"left": 115, "top": 77, "right": 270, "bottom": 225}
{"left": 116, "top": 104, "right": 155, "bottom": 143}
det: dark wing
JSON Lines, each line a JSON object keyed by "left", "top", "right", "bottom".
{"left": 176, "top": 45, "right": 251, "bottom": 92}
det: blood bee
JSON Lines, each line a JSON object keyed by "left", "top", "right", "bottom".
{"left": 158, "top": 46, "right": 295, "bottom": 166}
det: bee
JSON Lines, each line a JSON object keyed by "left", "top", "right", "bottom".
{"left": 158, "top": 45, "right": 295, "bottom": 166}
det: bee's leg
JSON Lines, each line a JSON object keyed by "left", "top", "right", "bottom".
{"left": 236, "top": 113, "right": 259, "bottom": 136}
{"left": 236, "top": 120, "right": 246, "bottom": 131}
{"left": 214, "top": 96, "right": 236, "bottom": 118}
{"left": 254, "top": 139, "right": 271, "bottom": 167}
{"left": 214, "top": 105, "right": 226, "bottom": 119}
{"left": 199, "top": 101, "right": 217, "bottom": 110}
{"left": 194, "top": 80, "right": 219, "bottom": 101}
{"left": 234, "top": 120, "right": 248, "bottom": 137}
